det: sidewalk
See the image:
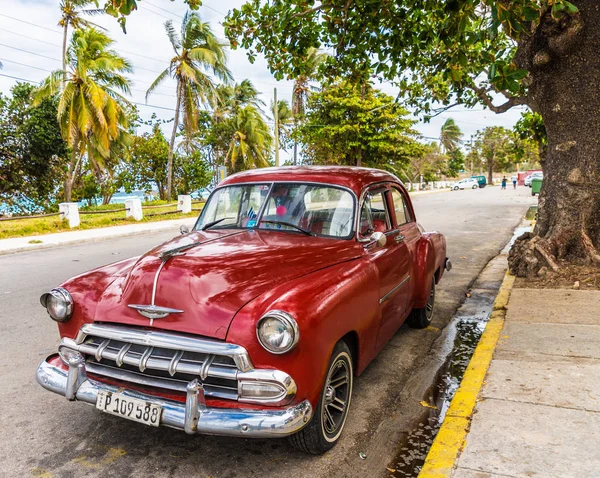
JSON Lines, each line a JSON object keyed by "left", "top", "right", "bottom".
{"left": 0, "top": 217, "right": 196, "bottom": 256}
{"left": 422, "top": 282, "right": 600, "bottom": 477}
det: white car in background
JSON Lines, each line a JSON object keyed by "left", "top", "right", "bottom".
{"left": 452, "top": 178, "right": 480, "bottom": 190}
{"left": 524, "top": 172, "right": 543, "bottom": 187}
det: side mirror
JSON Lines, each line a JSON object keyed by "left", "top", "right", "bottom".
{"left": 180, "top": 224, "right": 190, "bottom": 235}
{"left": 369, "top": 231, "right": 387, "bottom": 247}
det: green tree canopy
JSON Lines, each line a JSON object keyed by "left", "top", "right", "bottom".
{"left": 0, "top": 83, "right": 68, "bottom": 213}
{"left": 222, "top": 0, "right": 600, "bottom": 275}
{"left": 297, "top": 81, "right": 423, "bottom": 175}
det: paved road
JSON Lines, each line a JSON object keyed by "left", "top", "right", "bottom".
{"left": 0, "top": 187, "right": 535, "bottom": 478}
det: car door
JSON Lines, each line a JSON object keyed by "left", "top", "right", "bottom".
{"left": 390, "top": 185, "right": 421, "bottom": 312}
{"left": 359, "top": 185, "right": 411, "bottom": 351}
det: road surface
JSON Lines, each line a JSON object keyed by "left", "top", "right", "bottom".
{"left": 0, "top": 186, "right": 535, "bottom": 478}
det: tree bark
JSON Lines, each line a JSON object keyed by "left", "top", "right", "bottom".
{"left": 64, "top": 148, "right": 78, "bottom": 202}
{"left": 509, "top": 0, "right": 600, "bottom": 276}
{"left": 62, "top": 23, "right": 68, "bottom": 90}
{"left": 167, "top": 81, "right": 182, "bottom": 201}
{"left": 293, "top": 141, "right": 298, "bottom": 165}
{"left": 487, "top": 151, "right": 494, "bottom": 186}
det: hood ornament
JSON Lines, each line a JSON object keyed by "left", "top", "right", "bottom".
{"left": 129, "top": 254, "right": 185, "bottom": 326}
{"left": 128, "top": 304, "right": 184, "bottom": 325}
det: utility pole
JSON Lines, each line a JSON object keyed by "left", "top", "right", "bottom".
{"left": 274, "top": 88, "right": 280, "bottom": 167}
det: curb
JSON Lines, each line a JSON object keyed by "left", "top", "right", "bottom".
{"left": 410, "top": 189, "right": 450, "bottom": 196}
{"left": 0, "top": 219, "right": 196, "bottom": 256}
{"left": 418, "top": 270, "right": 516, "bottom": 477}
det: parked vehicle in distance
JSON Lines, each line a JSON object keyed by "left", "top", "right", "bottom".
{"left": 36, "top": 166, "right": 450, "bottom": 454}
{"left": 453, "top": 178, "right": 480, "bottom": 190}
{"left": 470, "top": 175, "right": 487, "bottom": 188}
{"left": 524, "top": 172, "right": 543, "bottom": 187}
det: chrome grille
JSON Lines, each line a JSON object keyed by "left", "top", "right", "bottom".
{"left": 68, "top": 325, "right": 245, "bottom": 401}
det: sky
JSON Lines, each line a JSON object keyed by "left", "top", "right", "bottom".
{"left": 0, "top": 0, "right": 528, "bottom": 164}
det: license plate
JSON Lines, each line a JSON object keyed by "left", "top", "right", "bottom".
{"left": 96, "top": 391, "right": 162, "bottom": 427}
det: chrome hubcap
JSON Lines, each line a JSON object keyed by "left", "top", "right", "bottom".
{"left": 322, "top": 359, "right": 350, "bottom": 436}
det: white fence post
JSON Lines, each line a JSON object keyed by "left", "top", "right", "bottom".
{"left": 59, "top": 202, "right": 80, "bottom": 228}
{"left": 178, "top": 195, "right": 192, "bottom": 214}
{"left": 125, "top": 198, "right": 143, "bottom": 221}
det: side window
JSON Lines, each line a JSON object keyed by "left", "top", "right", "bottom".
{"left": 391, "top": 188, "right": 412, "bottom": 226}
{"left": 359, "top": 189, "right": 392, "bottom": 237}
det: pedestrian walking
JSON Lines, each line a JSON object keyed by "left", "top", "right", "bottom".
{"left": 501, "top": 176, "right": 507, "bottom": 190}
{"left": 512, "top": 175, "right": 517, "bottom": 189}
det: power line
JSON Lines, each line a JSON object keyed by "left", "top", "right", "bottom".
{"left": 144, "top": 0, "right": 184, "bottom": 19}
{"left": 0, "top": 13, "right": 61, "bottom": 35}
{"left": 0, "top": 43, "right": 60, "bottom": 63}
{"left": 0, "top": 57, "right": 176, "bottom": 98}
{"left": 0, "top": 14, "right": 171, "bottom": 66}
{"left": 0, "top": 71, "right": 177, "bottom": 113}
{"left": 0, "top": 72, "right": 39, "bottom": 83}
{"left": 0, "top": 58, "right": 51, "bottom": 72}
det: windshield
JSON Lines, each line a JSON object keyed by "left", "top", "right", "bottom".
{"left": 196, "top": 182, "right": 355, "bottom": 239}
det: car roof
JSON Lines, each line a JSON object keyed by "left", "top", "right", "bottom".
{"left": 219, "top": 166, "right": 403, "bottom": 195}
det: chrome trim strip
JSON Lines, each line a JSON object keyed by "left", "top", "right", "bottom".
{"left": 139, "top": 346, "right": 153, "bottom": 373}
{"left": 95, "top": 339, "right": 110, "bottom": 362}
{"left": 379, "top": 275, "right": 411, "bottom": 305}
{"left": 115, "top": 343, "right": 131, "bottom": 367}
{"left": 168, "top": 350, "right": 184, "bottom": 376}
{"left": 85, "top": 362, "right": 238, "bottom": 399}
{"left": 200, "top": 354, "right": 214, "bottom": 381}
{"left": 75, "top": 324, "right": 254, "bottom": 372}
{"left": 36, "top": 358, "right": 312, "bottom": 438}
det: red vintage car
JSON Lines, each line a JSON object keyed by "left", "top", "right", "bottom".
{"left": 37, "top": 166, "right": 450, "bottom": 454}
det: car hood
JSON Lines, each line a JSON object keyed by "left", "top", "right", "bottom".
{"left": 94, "top": 229, "right": 361, "bottom": 339}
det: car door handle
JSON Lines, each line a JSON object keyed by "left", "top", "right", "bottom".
{"left": 395, "top": 234, "right": 406, "bottom": 243}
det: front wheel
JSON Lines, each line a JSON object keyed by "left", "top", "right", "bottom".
{"left": 472, "top": 185, "right": 478, "bottom": 189}
{"left": 453, "top": 186, "right": 459, "bottom": 191}
{"left": 408, "top": 278, "right": 435, "bottom": 329}
{"left": 289, "top": 341, "right": 353, "bottom": 454}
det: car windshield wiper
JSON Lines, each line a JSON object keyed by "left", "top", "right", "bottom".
{"left": 260, "top": 220, "right": 313, "bottom": 236}
{"left": 202, "top": 218, "right": 227, "bottom": 231}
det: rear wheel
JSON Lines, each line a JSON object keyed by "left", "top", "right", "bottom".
{"left": 472, "top": 185, "right": 478, "bottom": 189}
{"left": 289, "top": 341, "right": 353, "bottom": 454}
{"left": 408, "top": 278, "right": 435, "bottom": 329}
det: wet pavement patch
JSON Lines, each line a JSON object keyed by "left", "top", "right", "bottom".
{"left": 388, "top": 280, "right": 501, "bottom": 476}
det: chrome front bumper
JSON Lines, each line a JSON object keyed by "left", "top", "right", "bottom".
{"left": 36, "top": 356, "right": 313, "bottom": 438}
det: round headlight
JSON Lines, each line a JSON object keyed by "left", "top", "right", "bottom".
{"left": 256, "top": 311, "right": 299, "bottom": 354}
{"left": 40, "top": 288, "right": 73, "bottom": 322}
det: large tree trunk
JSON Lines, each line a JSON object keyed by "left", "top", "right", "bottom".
{"left": 509, "top": 0, "right": 600, "bottom": 277}
{"left": 63, "top": 148, "right": 79, "bottom": 203}
{"left": 487, "top": 153, "right": 494, "bottom": 186}
{"left": 167, "top": 81, "right": 182, "bottom": 201}
{"left": 293, "top": 141, "right": 298, "bottom": 165}
{"left": 62, "top": 23, "right": 68, "bottom": 89}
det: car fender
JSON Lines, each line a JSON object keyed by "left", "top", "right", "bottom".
{"left": 412, "top": 233, "right": 445, "bottom": 309}
{"left": 54, "top": 257, "right": 140, "bottom": 339}
{"left": 225, "top": 257, "right": 380, "bottom": 408}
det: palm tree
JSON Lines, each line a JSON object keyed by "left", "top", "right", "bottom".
{"left": 35, "top": 27, "right": 132, "bottom": 202}
{"left": 227, "top": 106, "right": 272, "bottom": 172}
{"left": 58, "top": 0, "right": 104, "bottom": 87}
{"left": 271, "top": 99, "right": 293, "bottom": 152}
{"left": 291, "top": 47, "right": 327, "bottom": 164}
{"left": 440, "top": 118, "right": 463, "bottom": 153}
{"left": 146, "top": 11, "right": 232, "bottom": 200}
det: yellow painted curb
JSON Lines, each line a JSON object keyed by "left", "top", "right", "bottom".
{"left": 418, "top": 271, "right": 515, "bottom": 477}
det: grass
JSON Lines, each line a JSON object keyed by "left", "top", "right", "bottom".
{"left": 525, "top": 205, "right": 538, "bottom": 220}
{"left": 0, "top": 200, "right": 204, "bottom": 239}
